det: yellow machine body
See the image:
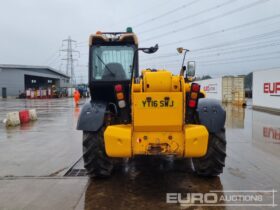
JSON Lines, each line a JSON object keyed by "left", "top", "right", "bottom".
{"left": 104, "top": 70, "right": 209, "bottom": 158}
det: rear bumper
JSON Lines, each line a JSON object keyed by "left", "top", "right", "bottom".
{"left": 104, "top": 124, "right": 209, "bottom": 158}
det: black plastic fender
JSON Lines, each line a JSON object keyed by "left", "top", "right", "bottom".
{"left": 197, "top": 98, "right": 226, "bottom": 133}
{"left": 77, "top": 100, "right": 107, "bottom": 131}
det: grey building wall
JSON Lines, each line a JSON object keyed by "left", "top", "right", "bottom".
{"left": 0, "top": 69, "right": 24, "bottom": 97}
{"left": 0, "top": 68, "right": 70, "bottom": 97}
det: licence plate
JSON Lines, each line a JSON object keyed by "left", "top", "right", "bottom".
{"left": 140, "top": 98, "right": 175, "bottom": 108}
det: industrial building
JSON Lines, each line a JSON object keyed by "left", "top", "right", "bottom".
{"left": 0, "top": 64, "right": 70, "bottom": 98}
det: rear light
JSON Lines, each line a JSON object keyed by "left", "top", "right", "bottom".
{"left": 115, "top": 84, "right": 123, "bottom": 92}
{"left": 191, "top": 92, "right": 198, "bottom": 100}
{"left": 188, "top": 99, "right": 196, "bottom": 108}
{"left": 187, "top": 83, "right": 200, "bottom": 109}
{"left": 116, "top": 92, "right": 124, "bottom": 100}
{"left": 115, "top": 84, "right": 126, "bottom": 108}
{"left": 118, "top": 100, "right": 126, "bottom": 108}
{"left": 191, "top": 83, "right": 200, "bottom": 92}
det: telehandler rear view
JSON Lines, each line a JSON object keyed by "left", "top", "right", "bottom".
{"left": 77, "top": 28, "right": 226, "bottom": 178}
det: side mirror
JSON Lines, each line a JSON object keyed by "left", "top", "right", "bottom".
{"left": 186, "top": 61, "right": 196, "bottom": 77}
{"left": 143, "top": 44, "right": 159, "bottom": 54}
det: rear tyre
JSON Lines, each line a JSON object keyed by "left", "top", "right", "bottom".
{"left": 83, "top": 129, "right": 113, "bottom": 178}
{"left": 192, "top": 128, "right": 226, "bottom": 176}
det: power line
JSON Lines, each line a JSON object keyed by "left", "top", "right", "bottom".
{"left": 142, "top": 42, "right": 280, "bottom": 65}
{"left": 191, "top": 30, "right": 280, "bottom": 53}
{"left": 78, "top": 4, "right": 280, "bottom": 53}
{"left": 192, "top": 41, "right": 280, "bottom": 57}
{"left": 141, "top": 29, "right": 280, "bottom": 61}
{"left": 160, "top": 14, "right": 280, "bottom": 47}
{"left": 157, "top": 50, "right": 280, "bottom": 66}
{"left": 43, "top": 50, "right": 60, "bottom": 65}
{"left": 142, "top": 41, "right": 280, "bottom": 64}
{"left": 187, "top": 38, "right": 280, "bottom": 57}
{"left": 166, "top": 53, "right": 280, "bottom": 66}
{"left": 116, "top": 0, "right": 171, "bottom": 26}
{"left": 48, "top": 55, "right": 61, "bottom": 67}
{"left": 198, "top": 55, "right": 280, "bottom": 66}
{"left": 60, "top": 36, "right": 80, "bottom": 85}
{"left": 78, "top": 17, "right": 280, "bottom": 53}
{"left": 133, "top": 0, "right": 202, "bottom": 28}
{"left": 138, "top": 0, "right": 238, "bottom": 35}
{"left": 76, "top": 41, "right": 87, "bottom": 45}
{"left": 197, "top": 50, "right": 280, "bottom": 63}
{"left": 190, "top": 42, "right": 280, "bottom": 59}
{"left": 161, "top": 56, "right": 280, "bottom": 75}
{"left": 142, "top": 0, "right": 271, "bottom": 42}
{"left": 76, "top": 43, "right": 88, "bottom": 47}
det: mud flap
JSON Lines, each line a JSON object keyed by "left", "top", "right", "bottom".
{"left": 77, "top": 100, "right": 107, "bottom": 132}
{"left": 197, "top": 98, "right": 226, "bottom": 133}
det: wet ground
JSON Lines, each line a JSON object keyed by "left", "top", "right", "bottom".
{"left": 0, "top": 98, "right": 279, "bottom": 210}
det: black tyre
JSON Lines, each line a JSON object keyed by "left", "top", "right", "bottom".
{"left": 192, "top": 128, "right": 226, "bottom": 176}
{"left": 83, "top": 129, "right": 113, "bottom": 178}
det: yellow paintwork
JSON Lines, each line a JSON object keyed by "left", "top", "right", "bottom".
{"left": 132, "top": 83, "right": 142, "bottom": 92}
{"left": 200, "top": 89, "right": 206, "bottom": 97}
{"left": 133, "top": 92, "right": 183, "bottom": 132}
{"left": 104, "top": 125, "right": 132, "bottom": 157}
{"left": 132, "top": 131, "right": 184, "bottom": 156}
{"left": 143, "top": 70, "right": 173, "bottom": 92}
{"left": 184, "top": 83, "right": 191, "bottom": 92}
{"left": 104, "top": 124, "right": 208, "bottom": 157}
{"left": 184, "top": 125, "right": 209, "bottom": 157}
{"left": 171, "top": 76, "right": 181, "bottom": 92}
{"left": 104, "top": 69, "right": 209, "bottom": 158}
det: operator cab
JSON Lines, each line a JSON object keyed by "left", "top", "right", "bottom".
{"left": 92, "top": 45, "right": 134, "bottom": 81}
{"left": 89, "top": 29, "right": 138, "bottom": 104}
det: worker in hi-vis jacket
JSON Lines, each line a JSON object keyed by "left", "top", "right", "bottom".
{"left": 73, "top": 89, "right": 80, "bottom": 107}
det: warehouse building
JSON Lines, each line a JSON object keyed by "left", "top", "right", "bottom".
{"left": 0, "top": 64, "right": 70, "bottom": 98}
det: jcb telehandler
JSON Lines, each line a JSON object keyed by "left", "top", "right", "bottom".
{"left": 77, "top": 28, "right": 226, "bottom": 178}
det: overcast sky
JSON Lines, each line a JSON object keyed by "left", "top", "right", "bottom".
{"left": 0, "top": 0, "right": 280, "bottom": 83}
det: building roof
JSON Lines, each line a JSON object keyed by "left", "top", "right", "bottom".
{"left": 0, "top": 64, "right": 70, "bottom": 78}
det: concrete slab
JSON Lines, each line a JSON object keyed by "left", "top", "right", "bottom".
{"left": 0, "top": 98, "right": 84, "bottom": 177}
{"left": 0, "top": 178, "right": 88, "bottom": 210}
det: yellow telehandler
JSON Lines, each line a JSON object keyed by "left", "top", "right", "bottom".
{"left": 77, "top": 28, "right": 226, "bottom": 178}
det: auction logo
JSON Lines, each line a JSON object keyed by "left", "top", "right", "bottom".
{"left": 203, "top": 83, "right": 217, "bottom": 93}
{"left": 263, "top": 127, "right": 280, "bottom": 142}
{"left": 263, "top": 82, "right": 280, "bottom": 96}
{"left": 166, "top": 190, "right": 277, "bottom": 207}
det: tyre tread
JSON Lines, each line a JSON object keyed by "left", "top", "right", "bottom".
{"left": 192, "top": 129, "right": 227, "bottom": 176}
{"left": 82, "top": 130, "right": 113, "bottom": 178}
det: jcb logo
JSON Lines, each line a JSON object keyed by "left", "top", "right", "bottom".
{"left": 141, "top": 97, "right": 174, "bottom": 108}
